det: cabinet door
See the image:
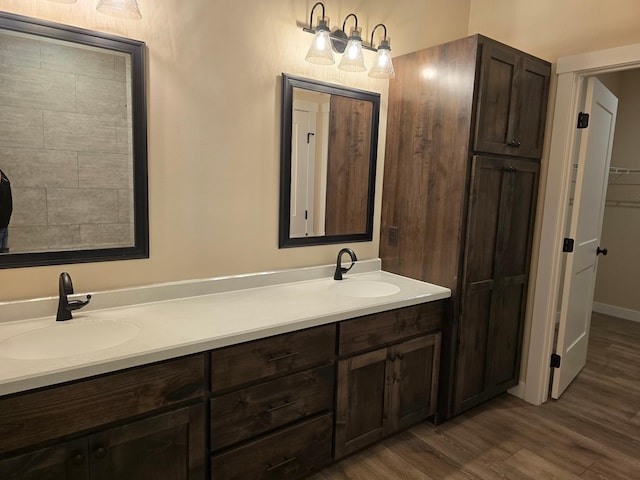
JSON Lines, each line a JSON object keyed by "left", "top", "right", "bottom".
{"left": 90, "top": 404, "right": 205, "bottom": 480}
{"left": 474, "top": 41, "right": 550, "bottom": 158}
{"left": 388, "top": 334, "right": 441, "bottom": 431}
{"left": 456, "top": 156, "right": 539, "bottom": 414}
{"left": 474, "top": 42, "right": 520, "bottom": 156}
{"left": 334, "top": 348, "right": 392, "bottom": 459}
{"left": 514, "top": 57, "right": 551, "bottom": 158}
{"left": 0, "top": 439, "right": 88, "bottom": 480}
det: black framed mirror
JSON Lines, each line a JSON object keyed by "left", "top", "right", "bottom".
{"left": 279, "top": 74, "right": 380, "bottom": 248}
{"left": 0, "top": 11, "right": 148, "bottom": 269}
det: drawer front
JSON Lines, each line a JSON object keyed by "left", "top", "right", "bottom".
{"left": 339, "top": 301, "right": 444, "bottom": 356}
{"left": 211, "top": 364, "right": 334, "bottom": 451}
{"left": 211, "top": 413, "right": 332, "bottom": 480}
{"left": 211, "top": 324, "right": 336, "bottom": 392}
{"left": 0, "top": 354, "right": 206, "bottom": 454}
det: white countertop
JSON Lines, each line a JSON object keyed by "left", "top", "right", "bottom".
{"left": 0, "top": 260, "right": 450, "bottom": 396}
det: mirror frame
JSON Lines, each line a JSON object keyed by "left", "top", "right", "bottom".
{"left": 0, "top": 11, "right": 148, "bottom": 269}
{"left": 279, "top": 73, "right": 380, "bottom": 248}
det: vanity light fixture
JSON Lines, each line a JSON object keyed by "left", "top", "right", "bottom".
{"left": 302, "top": 2, "right": 392, "bottom": 78}
{"left": 96, "top": 0, "right": 142, "bottom": 19}
{"left": 368, "top": 24, "right": 395, "bottom": 79}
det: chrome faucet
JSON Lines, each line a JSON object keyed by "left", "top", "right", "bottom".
{"left": 334, "top": 248, "right": 357, "bottom": 280}
{"left": 57, "top": 272, "right": 92, "bottom": 321}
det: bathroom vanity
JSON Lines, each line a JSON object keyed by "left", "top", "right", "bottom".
{"left": 0, "top": 260, "right": 449, "bottom": 479}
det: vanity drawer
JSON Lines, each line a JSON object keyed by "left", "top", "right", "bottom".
{"left": 210, "top": 364, "right": 334, "bottom": 451}
{"left": 339, "top": 301, "right": 444, "bottom": 356}
{"left": 211, "top": 324, "right": 336, "bottom": 392}
{"left": 211, "top": 413, "right": 332, "bottom": 480}
{"left": 0, "top": 354, "right": 206, "bottom": 454}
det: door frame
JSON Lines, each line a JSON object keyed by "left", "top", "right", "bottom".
{"left": 524, "top": 41, "right": 640, "bottom": 406}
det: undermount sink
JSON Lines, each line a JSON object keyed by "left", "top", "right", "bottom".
{"left": 329, "top": 280, "right": 401, "bottom": 298}
{"left": 0, "top": 321, "right": 139, "bottom": 360}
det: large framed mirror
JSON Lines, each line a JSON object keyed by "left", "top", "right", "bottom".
{"left": 279, "top": 74, "right": 380, "bottom": 248}
{"left": 0, "top": 12, "right": 148, "bottom": 269}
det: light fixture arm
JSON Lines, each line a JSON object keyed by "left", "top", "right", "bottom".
{"left": 308, "top": 1, "right": 326, "bottom": 31}
{"left": 370, "top": 23, "right": 388, "bottom": 49}
{"left": 341, "top": 13, "right": 359, "bottom": 35}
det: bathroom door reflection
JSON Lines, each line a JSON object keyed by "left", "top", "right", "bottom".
{"left": 288, "top": 86, "right": 373, "bottom": 239}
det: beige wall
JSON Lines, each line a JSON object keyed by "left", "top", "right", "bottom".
{"left": 594, "top": 69, "right": 640, "bottom": 311}
{"left": 0, "top": 0, "right": 470, "bottom": 301}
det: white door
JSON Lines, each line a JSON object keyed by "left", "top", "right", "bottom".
{"left": 552, "top": 78, "right": 618, "bottom": 398}
{"left": 290, "top": 106, "right": 316, "bottom": 238}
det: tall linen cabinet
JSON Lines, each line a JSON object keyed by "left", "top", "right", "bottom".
{"left": 380, "top": 34, "right": 551, "bottom": 420}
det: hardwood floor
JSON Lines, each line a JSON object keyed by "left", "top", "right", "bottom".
{"left": 311, "top": 312, "right": 640, "bottom": 479}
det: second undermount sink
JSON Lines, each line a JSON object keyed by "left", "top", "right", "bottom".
{"left": 329, "top": 279, "right": 401, "bottom": 298}
{"left": 0, "top": 321, "right": 139, "bottom": 360}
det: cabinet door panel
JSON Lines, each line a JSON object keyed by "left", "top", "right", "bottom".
{"left": 474, "top": 42, "right": 519, "bottom": 155}
{"left": 0, "top": 439, "right": 87, "bottom": 480}
{"left": 515, "top": 58, "right": 551, "bottom": 158}
{"left": 91, "top": 405, "right": 205, "bottom": 480}
{"left": 392, "top": 334, "right": 441, "bottom": 430}
{"left": 490, "top": 283, "right": 527, "bottom": 390}
{"left": 334, "top": 349, "right": 390, "bottom": 459}
{"left": 456, "top": 288, "right": 492, "bottom": 412}
{"left": 498, "top": 160, "right": 540, "bottom": 277}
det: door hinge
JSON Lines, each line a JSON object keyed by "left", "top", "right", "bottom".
{"left": 563, "top": 238, "right": 575, "bottom": 253}
{"left": 550, "top": 353, "right": 561, "bottom": 368}
{"left": 577, "top": 112, "right": 590, "bottom": 129}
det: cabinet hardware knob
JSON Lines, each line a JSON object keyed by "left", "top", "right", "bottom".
{"left": 94, "top": 447, "right": 107, "bottom": 459}
{"left": 507, "top": 140, "right": 522, "bottom": 148}
{"left": 265, "top": 456, "right": 297, "bottom": 472}
{"left": 267, "top": 351, "right": 300, "bottom": 362}
{"left": 396, "top": 353, "right": 404, "bottom": 360}
{"left": 71, "top": 453, "right": 85, "bottom": 465}
{"left": 596, "top": 246, "right": 608, "bottom": 256}
{"left": 266, "top": 400, "right": 297, "bottom": 413}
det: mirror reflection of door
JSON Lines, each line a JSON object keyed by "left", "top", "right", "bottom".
{"left": 325, "top": 95, "right": 372, "bottom": 235}
{"left": 290, "top": 90, "right": 330, "bottom": 238}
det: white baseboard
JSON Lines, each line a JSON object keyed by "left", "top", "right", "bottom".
{"left": 508, "top": 381, "right": 526, "bottom": 400}
{"left": 593, "top": 302, "right": 640, "bottom": 323}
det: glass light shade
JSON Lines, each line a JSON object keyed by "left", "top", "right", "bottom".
{"left": 305, "top": 17, "right": 335, "bottom": 65}
{"left": 368, "top": 38, "right": 395, "bottom": 79}
{"left": 338, "top": 27, "right": 366, "bottom": 72}
{"left": 96, "top": 0, "right": 142, "bottom": 19}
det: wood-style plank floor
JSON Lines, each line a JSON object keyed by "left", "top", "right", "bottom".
{"left": 310, "top": 312, "right": 640, "bottom": 479}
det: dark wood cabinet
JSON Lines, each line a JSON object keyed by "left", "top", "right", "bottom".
{"left": 0, "top": 355, "right": 207, "bottom": 480}
{"left": 381, "top": 34, "right": 550, "bottom": 420}
{"left": 474, "top": 41, "right": 550, "bottom": 158}
{"left": 334, "top": 304, "right": 442, "bottom": 458}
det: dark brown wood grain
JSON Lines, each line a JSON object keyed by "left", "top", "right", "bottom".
{"left": 0, "top": 354, "right": 206, "bottom": 454}
{"left": 210, "top": 364, "right": 334, "bottom": 451}
{"left": 380, "top": 35, "right": 478, "bottom": 293}
{"left": 338, "top": 302, "right": 443, "bottom": 356}
{"left": 210, "top": 324, "right": 336, "bottom": 393}
{"left": 211, "top": 413, "right": 333, "bottom": 480}
{"left": 380, "top": 34, "right": 549, "bottom": 422}
{"left": 325, "top": 95, "right": 373, "bottom": 235}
